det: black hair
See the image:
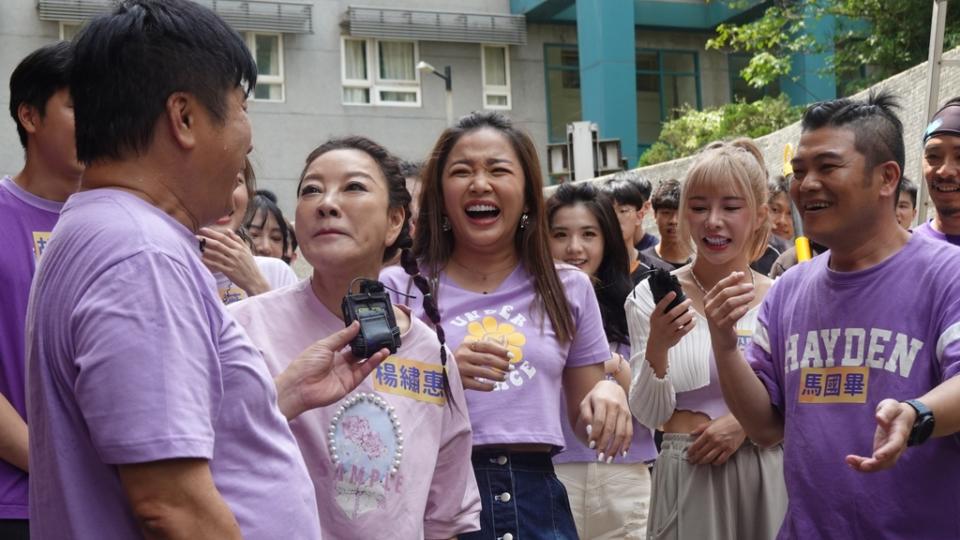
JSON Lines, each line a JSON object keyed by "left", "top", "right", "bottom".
{"left": 246, "top": 193, "right": 291, "bottom": 259}
{"left": 70, "top": 0, "right": 257, "bottom": 164}
{"left": 801, "top": 90, "right": 905, "bottom": 199}
{"left": 898, "top": 176, "right": 918, "bottom": 209}
{"left": 256, "top": 188, "right": 279, "bottom": 204}
{"left": 296, "top": 138, "right": 454, "bottom": 399}
{"left": 651, "top": 178, "right": 681, "bottom": 212}
{"left": 600, "top": 171, "right": 651, "bottom": 208}
{"left": 8, "top": 41, "right": 73, "bottom": 149}
{"left": 546, "top": 183, "right": 632, "bottom": 346}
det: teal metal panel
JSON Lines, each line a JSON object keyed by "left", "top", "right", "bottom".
{"left": 510, "top": 0, "right": 574, "bottom": 21}
{"left": 783, "top": 10, "right": 837, "bottom": 105}
{"left": 576, "top": 0, "right": 639, "bottom": 166}
{"left": 516, "top": 0, "right": 765, "bottom": 28}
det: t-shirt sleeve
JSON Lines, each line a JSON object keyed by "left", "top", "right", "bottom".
{"left": 71, "top": 251, "right": 222, "bottom": 464}
{"left": 423, "top": 347, "right": 481, "bottom": 538}
{"left": 563, "top": 270, "right": 611, "bottom": 368}
{"left": 746, "top": 292, "right": 784, "bottom": 413}
{"left": 937, "top": 296, "right": 960, "bottom": 381}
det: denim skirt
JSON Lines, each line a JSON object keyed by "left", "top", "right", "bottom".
{"left": 461, "top": 449, "right": 579, "bottom": 540}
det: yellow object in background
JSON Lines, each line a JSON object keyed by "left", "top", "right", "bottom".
{"left": 796, "top": 236, "right": 812, "bottom": 262}
{"left": 782, "top": 143, "right": 794, "bottom": 176}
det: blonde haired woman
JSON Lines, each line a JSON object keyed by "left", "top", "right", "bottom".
{"left": 627, "top": 139, "right": 787, "bottom": 540}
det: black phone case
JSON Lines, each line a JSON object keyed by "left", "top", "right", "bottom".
{"left": 647, "top": 268, "right": 687, "bottom": 313}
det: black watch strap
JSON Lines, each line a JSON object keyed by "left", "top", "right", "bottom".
{"left": 904, "top": 399, "right": 935, "bottom": 447}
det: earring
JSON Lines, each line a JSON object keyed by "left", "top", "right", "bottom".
{"left": 519, "top": 213, "right": 529, "bottom": 230}
{"left": 441, "top": 216, "right": 451, "bottom": 231}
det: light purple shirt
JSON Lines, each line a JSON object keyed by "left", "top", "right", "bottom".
{"left": 0, "top": 176, "right": 62, "bottom": 519}
{"left": 26, "top": 189, "right": 320, "bottom": 539}
{"left": 748, "top": 234, "right": 960, "bottom": 539}
{"left": 912, "top": 220, "right": 960, "bottom": 246}
{"left": 228, "top": 280, "right": 481, "bottom": 539}
{"left": 381, "top": 263, "right": 610, "bottom": 448}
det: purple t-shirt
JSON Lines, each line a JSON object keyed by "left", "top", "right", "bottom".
{"left": 747, "top": 233, "right": 960, "bottom": 539}
{"left": 913, "top": 220, "right": 960, "bottom": 246}
{"left": 228, "top": 280, "right": 481, "bottom": 539}
{"left": 554, "top": 342, "right": 658, "bottom": 464}
{"left": 0, "top": 176, "right": 62, "bottom": 519}
{"left": 381, "top": 263, "right": 610, "bottom": 448}
{"left": 25, "top": 189, "right": 320, "bottom": 539}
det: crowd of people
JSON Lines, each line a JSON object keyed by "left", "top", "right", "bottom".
{"left": 1, "top": 1, "right": 960, "bottom": 539}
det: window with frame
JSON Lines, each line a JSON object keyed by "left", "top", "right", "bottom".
{"left": 482, "top": 45, "right": 511, "bottom": 109}
{"left": 635, "top": 48, "right": 701, "bottom": 150}
{"left": 59, "top": 22, "right": 81, "bottom": 41}
{"left": 728, "top": 53, "right": 780, "bottom": 102}
{"left": 544, "top": 45, "right": 582, "bottom": 142}
{"left": 246, "top": 33, "right": 284, "bottom": 102}
{"left": 342, "top": 38, "right": 420, "bottom": 106}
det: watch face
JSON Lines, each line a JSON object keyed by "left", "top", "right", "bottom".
{"left": 918, "top": 416, "right": 936, "bottom": 440}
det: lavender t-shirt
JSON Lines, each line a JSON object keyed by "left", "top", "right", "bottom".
{"left": 0, "top": 176, "right": 62, "bottom": 519}
{"left": 747, "top": 234, "right": 960, "bottom": 539}
{"left": 228, "top": 279, "right": 481, "bottom": 539}
{"left": 381, "top": 264, "right": 610, "bottom": 448}
{"left": 25, "top": 189, "right": 320, "bottom": 539}
{"left": 913, "top": 220, "right": 960, "bottom": 246}
{"left": 554, "top": 342, "right": 658, "bottom": 464}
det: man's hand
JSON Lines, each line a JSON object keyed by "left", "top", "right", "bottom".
{"left": 703, "top": 271, "right": 755, "bottom": 352}
{"left": 275, "top": 321, "right": 388, "bottom": 420}
{"left": 687, "top": 414, "right": 746, "bottom": 465}
{"left": 845, "top": 399, "right": 916, "bottom": 473}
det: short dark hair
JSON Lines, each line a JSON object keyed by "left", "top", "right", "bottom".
{"left": 255, "top": 188, "right": 279, "bottom": 204}
{"left": 898, "top": 176, "right": 918, "bottom": 209}
{"left": 651, "top": 178, "right": 681, "bottom": 212}
{"left": 71, "top": 0, "right": 257, "bottom": 164}
{"left": 601, "top": 171, "right": 651, "bottom": 207}
{"left": 801, "top": 90, "right": 905, "bottom": 177}
{"left": 8, "top": 41, "right": 73, "bottom": 149}
{"left": 399, "top": 160, "right": 422, "bottom": 180}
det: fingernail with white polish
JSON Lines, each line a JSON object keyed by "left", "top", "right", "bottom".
{"left": 508, "top": 364, "right": 515, "bottom": 371}
{"left": 589, "top": 440, "right": 596, "bottom": 449}
{"left": 598, "top": 452, "right": 605, "bottom": 462}
{"left": 622, "top": 450, "right": 628, "bottom": 458}
{"left": 606, "top": 455, "right": 614, "bottom": 464}
{"left": 586, "top": 425, "right": 593, "bottom": 436}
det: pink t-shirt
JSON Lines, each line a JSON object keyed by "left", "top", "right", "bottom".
{"left": 228, "top": 279, "right": 481, "bottom": 539}
{"left": 381, "top": 263, "right": 610, "bottom": 448}
{"left": 25, "top": 189, "right": 319, "bottom": 539}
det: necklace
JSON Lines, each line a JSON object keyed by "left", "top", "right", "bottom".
{"left": 448, "top": 257, "right": 517, "bottom": 294}
{"left": 689, "top": 267, "right": 755, "bottom": 296}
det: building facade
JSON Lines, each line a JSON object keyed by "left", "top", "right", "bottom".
{"left": 0, "top": 0, "right": 834, "bottom": 215}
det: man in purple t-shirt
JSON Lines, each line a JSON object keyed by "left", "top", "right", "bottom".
{"left": 914, "top": 97, "right": 960, "bottom": 246}
{"left": 0, "top": 41, "right": 81, "bottom": 540}
{"left": 27, "top": 2, "right": 385, "bottom": 539}
{"left": 703, "top": 91, "right": 960, "bottom": 539}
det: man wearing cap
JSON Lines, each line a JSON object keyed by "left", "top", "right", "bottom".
{"left": 916, "top": 97, "right": 960, "bottom": 245}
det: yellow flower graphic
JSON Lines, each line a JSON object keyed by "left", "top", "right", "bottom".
{"left": 464, "top": 316, "right": 527, "bottom": 364}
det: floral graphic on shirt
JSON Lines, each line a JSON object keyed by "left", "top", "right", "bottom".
{"left": 341, "top": 416, "right": 387, "bottom": 459}
{"left": 463, "top": 316, "right": 527, "bottom": 364}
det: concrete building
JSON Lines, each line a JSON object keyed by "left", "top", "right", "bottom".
{"left": 0, "top": 0, "right": 835, "bottom": 215}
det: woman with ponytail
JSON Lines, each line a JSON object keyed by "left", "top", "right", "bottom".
{"left": 228, "top": 137, "right": 481, "bottom": 539}
{"left": 381, "top": 111, "right": 633, "bottom": 540}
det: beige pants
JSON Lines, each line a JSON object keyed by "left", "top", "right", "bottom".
{"left": 555, "top": 462, "right": 651, "bottom": 540}
{"left": 647, "top": 434, "right": 787, "bottom": 540}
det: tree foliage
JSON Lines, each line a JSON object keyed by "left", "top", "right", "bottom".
{"left": 708, "top": 0, "right": 960, "bottom": 96}
{"left": 639, "top": 95, "right": 803, "bottom": 166}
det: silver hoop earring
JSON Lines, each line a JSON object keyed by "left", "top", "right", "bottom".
{"left": 519, "top": 213, "right": 529, "bottom": 230}
{"left": 441, "top": 216, "right": 451, "bottom": 231}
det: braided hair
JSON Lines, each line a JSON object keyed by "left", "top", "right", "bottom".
{"left": 297, "top": 137, "right": 453, "bottom": 398}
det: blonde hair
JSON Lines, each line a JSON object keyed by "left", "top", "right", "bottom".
{"left": 678, "top": 138, "right": 771, "bottom": 263}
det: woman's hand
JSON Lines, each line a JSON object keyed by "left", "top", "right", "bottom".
{"left": 703, "top": 272, "right": 755, "bottom": 353}
{"left": 275, "top": 321, "right": 389, "bottom": 420}
{"left": 453, "top": 341, "right": 511, "bottom": 392}
{"left": 686, "top": 414, "right": 747, "bottom": 465}
{"left": 198, "top": 227, "right": 270, "bottom": 296}
{"left": 576, "top": 380, "right": 634, "bottom": 462}
{"left": 646, "top": 292, "right": 696, "bottom": 355}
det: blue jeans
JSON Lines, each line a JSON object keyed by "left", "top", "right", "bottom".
{"left": 462, "top": 449, "right": 579, "bottom": 540}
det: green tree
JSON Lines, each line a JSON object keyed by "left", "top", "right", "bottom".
{"left": 639, "top": 95, "right": 803, "bottom": 166}
{"left": 708, "top": 0, "right": 960, "bottom": 96}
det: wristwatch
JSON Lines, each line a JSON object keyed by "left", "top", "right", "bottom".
{"left": 904, "top": 399, "right": 935, "bottom": 447}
